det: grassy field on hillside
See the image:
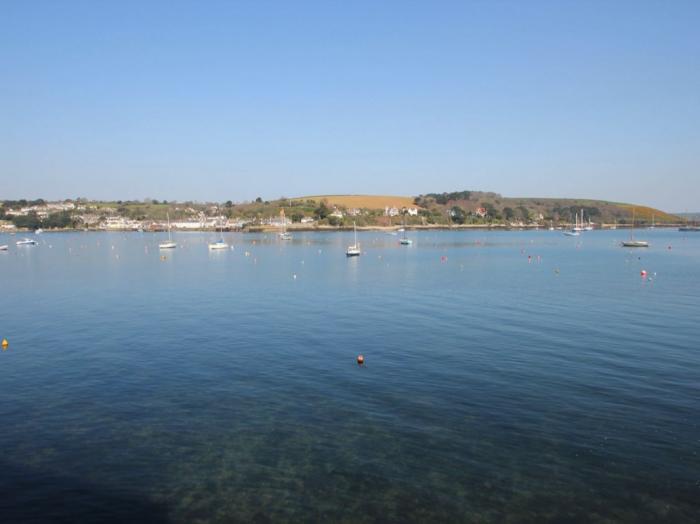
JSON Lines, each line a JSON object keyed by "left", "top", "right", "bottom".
{"left": 293, "top": 195, "right": 415, "bottom": 209}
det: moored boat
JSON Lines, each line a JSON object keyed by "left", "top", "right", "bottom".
{"left": 159, "top": 213, "right": 177, "bottom": 249}
{"left": 16, "top": 238, "right": 37, "bottom": 246}
{"left": 346, "top": 222, "right": 361, "bottom": 257}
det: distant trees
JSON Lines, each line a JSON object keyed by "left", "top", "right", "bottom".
{"left": 43, "top": 211, "right": 75, "bottom": 229}
{"left": 255, "top": 197, "right": 263, "bottom": 203}
{"left": 481, "top": 202, "right": 500, "bottom": 220}
{"left": 314, "top": 201, "right": 330, "bottom": 220}
{"left": 9, "top": 210, "right": 77, "bottom": 230}
{"left": 291, "top": 212, "right": 304, "bottom": 223}
{"left": 11, "top": 212, "right": 41, "bottom": 230}
{"left": 2, "top": 199, "right": 45, "bottom": 209}
{"left": 503, "top": 207, "right": 515, "bottom": 221}
{"left": 450, "top": 206, "right": 466, "bottom": 224}
{"left": 427, "top": 191, "right": 472, "bottom": 205}
{"left": 516, "top": 205, "right": 530, "bottom": 221}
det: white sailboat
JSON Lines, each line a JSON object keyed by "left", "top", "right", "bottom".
{"left": 346, "top": 222, "right": 361, "bottom": 256}
{"left": 278, "top": 209, "right": 292, "bottom": 240}
{"left": 399, "top": 217, "right": 412, "bottom": 245}
{"left": 564, "top": 212, "right": 580, "bottom": 236}
{"left": 621, "top": 209, "right": 648, "bottom": 248}
{"left": 16, "top": 238, "right": 37, "bottom": 246}
{"left": 159, "top": 213, "right": 177, "bottom": 249}
{"left": 208, "top": 218, "right": 230, "bottom": 250}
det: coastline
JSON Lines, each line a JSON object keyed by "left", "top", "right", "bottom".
{"left": 2, "top": 223, "right": 688, "bottom": 234}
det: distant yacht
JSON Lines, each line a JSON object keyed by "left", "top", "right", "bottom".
{"left": 346, "top": 222, "right": 361, "bottom": 257}
{"left": 678, "top": 226, "right": 700, "bottom": 232}
{"left": 564, "top": 213, "right": 581, "bottom": 236}
{"left": 278, "top": 209, "right": 292, "bottom": 240}
{"left": 35, "top": 228, "right": 43, "bottom": 234}
{"left": 208, "top": 219, "right": 229, "bottom": 250}
{"left": 0, "top": 245, "right": 8, "bottom": 251}
{"left": 16, "top": 238, "right": 37, "bottom": 246}
{"left": 399, "top": 218, "right": 412, "bottom": 245}
{"left": 621, "top": 209, "right": 648, "bottom": 248}
{"left": 159, "top": 213, "right": 177, "bottom": 249}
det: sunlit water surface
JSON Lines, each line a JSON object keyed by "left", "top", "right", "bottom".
{"left": 1, "top": 229, "right": 698, "bottom": 523}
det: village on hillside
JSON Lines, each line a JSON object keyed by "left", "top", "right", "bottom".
{"left": 0, "top": 192, "right": 682, "bottom": 232}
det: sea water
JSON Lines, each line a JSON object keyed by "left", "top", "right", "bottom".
{"left": 1, "top": 229, "right": 698, "bottom": 522}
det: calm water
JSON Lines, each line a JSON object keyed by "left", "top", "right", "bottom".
{"left": 1, "top": 229, "right": 698, "bottom": 523}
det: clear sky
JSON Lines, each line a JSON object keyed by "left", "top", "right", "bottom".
{"left": 1, "top": 1, "right": 699, "bottom": 210}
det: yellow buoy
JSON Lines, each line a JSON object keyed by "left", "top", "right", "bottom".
{"left": 1, "top": 339, "right": 8, "bottom": 350}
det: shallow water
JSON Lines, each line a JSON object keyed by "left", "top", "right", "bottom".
{"left": 1, "top": 229, "right": 698, "bottom": 523}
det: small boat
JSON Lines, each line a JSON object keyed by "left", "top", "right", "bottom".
{"left": 346, "top": 222, "right": 361, "bottom": 257}
{"left": 0, "top": 245, "right": 8, "bottom": 251}
{"left": 621, "top": 208, "right": 648, "bottom": 248}
{"left": 565, "top": 211, "right": 582, "bottom": 235}
{"left": 159, "top": 213, "right": 177, "bottom": 249}
{"left": 16, "top": 238, "right": 37, "bottom": 246}
{"left": 208, "top": 219, "right": 229, "bottom": 250}
{"left": 208, "top": 239, "right": 229, "bottom": 250}
{"left": 35, "top": 228, "right": 43, "bottom": 234}
{"left": 621, "top": 240, "right": 649, "bottom": 248}
{"left": 679, "top": 226, "right": 700, "bottom": 232}
{"left": 399, "top": 218, "right": 412, "bottom": 245}
{"left": 278, "top": 209, "right": 292, "bottom": 240}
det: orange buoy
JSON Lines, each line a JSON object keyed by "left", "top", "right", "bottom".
{"left": 357, "top": 354, "right": 364, "bottom": 365}
{"left": 1, "top": 339, "right": 8, "bottom": 350}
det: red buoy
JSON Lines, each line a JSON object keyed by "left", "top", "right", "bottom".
{"left": 641, "top": 270, "right": 648, "bottom": 277}
{"left": 357, "top": 354, "right": 364, "bottom": 365}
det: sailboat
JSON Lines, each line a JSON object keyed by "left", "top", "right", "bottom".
{"left": 399, "top": 217, "right": 412, "bottom": 245}
{"left": 278, "top": 209, "right": 292, "bottom": 240}
{"left": 208, "top": 218, "right": 230, "bottom": 250}
{"left": 621, "top": 209, "right": 648, "bottom": 247}
{"left": 16, "top": 238, "right": 37, "bottom": 245}
{"left": 159, "top": 213, "right": 177, "bottom": 249}
{"left": 346, "top": 222, "right": 361, "bottom": 256}
{"left": 648, "top": 214, "right": 656, "bottom": 230}
{"left": 0, "top": 245, "right": 8, "bottom": 251}
{"left": 563, "top": 213, "right": 580, "bottom": 236}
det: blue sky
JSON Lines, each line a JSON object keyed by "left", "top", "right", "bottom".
{"left": 1, "top": 1, "right": 698, "bottom": 210}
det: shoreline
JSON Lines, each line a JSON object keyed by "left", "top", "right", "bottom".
{"left": 2, "top": 224, "right": 689, "bottom": 234}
